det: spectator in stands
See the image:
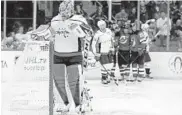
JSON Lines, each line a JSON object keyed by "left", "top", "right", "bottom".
{"left": 128, "top": 7, "right": 137, "bottom": 23}
{"left": 179, "top": 5, "right": 182, "bottom": 15}
{"left": 140, "top": 3, "right": 148, "bottom": 23}
{"left": 154, "top": 12, "right": 160, "bottom": 20}
{"left": 90, "top": 5, "right": 107, "bottom": 30}
{"left": 5, "top": 21, "right": 30, "bottom": 50}
{"left": 175, "top": 20, "right": 182, "bottom": 51}
{"left": 171, "top": 3, "right": 182, "bottom": 24}
{"left": 115, "top": 7, "right": 128, "bottom": 29}
{"left": 156, "top": 11, "right": 171, "bottom": 47}
{"left": 146, "top": 1, "right": 157, "bottom": 19}
{"left": 74, "top": 1, "right": 87, "bottom": 18}
{"left": 180, "top": 15, "right": 182, "bottom": 23}
{"left": 97, "top": 1, "right": 108, "bottom": 17}
{"left": 158, "top": 1, "right": 167, "bottom": 13}
{"left": 1, "top": 31, "right": 15, "bottom": 49}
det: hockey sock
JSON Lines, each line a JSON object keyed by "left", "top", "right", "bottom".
{"left": 138, "top": 68, "right": 145, "bottom": 78}
{"left": 120, "top": 67, "right": 125, "bottom": 76}
{"left": 132, "top": 67, "right": 138, "bottom": 77}
{"left": 111, "top": 67, "right": 115, "bottom": 77}
{"left": 101, "top": 69, "right": 108, "bottom": 80}
{"left": 125, "top": 67, "right": 130, "bottom": 76}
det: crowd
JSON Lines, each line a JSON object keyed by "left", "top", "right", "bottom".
{"left": 89, "top": 1, "right": 182, "bottom": 51}
{"left": 1, "top": 21, "right": 33, "bottom": 50}
{"left": 1, "top": 1, "right": 182, "bottom": 51}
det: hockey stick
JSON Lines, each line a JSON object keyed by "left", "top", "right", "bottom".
{"left": 79, "top": 65, "right": 93, "bottom": 114}
{"left": 100, "top": 60, "right": 119, "bottom": 86}
{"left": 114, "top": 50, "right": 120, "bottom": 85}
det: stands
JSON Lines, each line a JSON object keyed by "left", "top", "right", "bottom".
{"left": 1, "top": 0, "right": 182, "bottom": 52}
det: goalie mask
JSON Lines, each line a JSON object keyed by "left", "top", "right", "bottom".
{"left": 59, "top": 0, "right": 74, "bottom": 19}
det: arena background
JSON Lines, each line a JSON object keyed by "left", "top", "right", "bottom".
{"left": 1, "top": 0, "right": 182, "bottom": 52}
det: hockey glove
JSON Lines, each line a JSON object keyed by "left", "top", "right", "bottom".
{"left": 151, "top": 39, "right": 156, "bottom": 42}
{"left": 109, "top": 48, "right": 115, "bottom": 56}
{"left": 94, "top": 53, "right": 101, "bottom": 61}
{"left": 138, "top": 48, "right": 145, "bottom": 56}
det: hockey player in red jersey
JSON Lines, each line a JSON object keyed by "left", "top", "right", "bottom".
{"left": 114, "top": 21, "right": 131, "bottom": 81}
{"left": 137, "top": 24, "right": 150, "bottom": 81}
{"left": 92, "top": 20, "right": 115, "bottom": 84}
{"left": 144, "top": 19, "right": 156, "bottom": 79}
{"left": 130, "top": 22, "right": 141, "bottom": 81}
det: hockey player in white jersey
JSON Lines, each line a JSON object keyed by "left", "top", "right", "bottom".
{"left": 137, "top": 23, "right": 151, "bottom": 81}
{"left": 50, "top": 1, "right": 93, "bottom": 113}
{"left": 92, "top": 20, "right": 114, "bottom": 84}
{"left": 144, "top": 19, "right": 155, "bottom": 79}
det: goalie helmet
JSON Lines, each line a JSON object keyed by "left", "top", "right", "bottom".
{"left": 59, "top": 0, "right": 74, "bottom": 18}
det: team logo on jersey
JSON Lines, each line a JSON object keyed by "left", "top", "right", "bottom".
{"left": 119, "top": 36, "right": 127, "bottom": 44}
{"left": 56, "top": 28, "right": 70, "bottom": 38}
{"left": 168, "top": 55, "right": 182, "bottom": 74}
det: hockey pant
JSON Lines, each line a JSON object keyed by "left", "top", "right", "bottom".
{"left": 53, "top": 54, "right": 83, "bottom": 107}
{"left": 116, "top": 50, "right": 139, "bottom": 77}
{"left": 100, "top": 54, "right": 113, "bottom": 80}
{"left": 117, "top": 50, "right": 130, "bottom": 76}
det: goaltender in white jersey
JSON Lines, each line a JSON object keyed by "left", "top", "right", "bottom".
{"left": 50, "top": 0, "right": 93, "bottom": 113}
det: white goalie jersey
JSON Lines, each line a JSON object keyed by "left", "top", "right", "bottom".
{"left": 51, "top": 14, "right": 93, "bottom": 69}
{"left": 51, "top": 15, "right": 83, "bottom": 53}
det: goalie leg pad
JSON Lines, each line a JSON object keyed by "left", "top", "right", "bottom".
{"left": 67, "top": 64, "right": 81, "bottom": 107}
{"left": 53, "top": 64, "right": 69, "bottom": 105}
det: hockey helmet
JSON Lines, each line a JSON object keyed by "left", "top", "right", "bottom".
{"left": 59, "top": 0, "right": 74, "bottom": 18}
{"left": 124, "top": 20, "right": 131, "bottom": 29}
{"left": 141, "top": 24, "right": 149, "bottom": 31}
{"left": 97, "top": 20, "right": 106, "bottom": 29}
